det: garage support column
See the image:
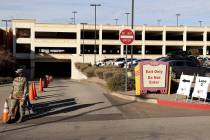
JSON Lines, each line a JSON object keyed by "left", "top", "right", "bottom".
{"left": 183, "top": 26, "right": 187, "bottom": 51}
{"left": 142, "top": 26, "right": 146, "bottom": 57}
{"left": 162, "top": 26, "right": 166, "bottom": 56}
{"left": 77, "top": 24, "right": 81, "bottom": 55}
{"left": 203, "top": 26, "right": 207, "bottom": 56}
{"left": 99, "top": 25, "right": 103, "bottom": 56}
{"left": 121, "top": 45, "right": 124, "bottom": 56}
{"left": 30, "top": 22, "right": 35, "bottom": 79}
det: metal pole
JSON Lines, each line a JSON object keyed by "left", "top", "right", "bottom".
{"left": 114, "top": 18, "right": 118, "bottom": 25}
{"left": 81, "top": 23, "right": 87, "bottom": 64}
{"left": 72, "top": 11, "right": 77, "bottom": 24}
{"left": 2, "top": 19, "right": 11, "bottom": 48}
{"left": 125, "top": 45, "right": 128, "bottom": 92}
{"left": 90, "top": 4, "right": 101, "bottom": 65}
{"left": 157, "top": 19, "right": 161, "bottom": 26}
{"left": 125, "top": 13, "right": 130, "bottom": 26}
{"left": 131, "top": 0, "right": 134, "bottom": 68}
{"left": 199, "top": 20, "right": 203, "bottom": 27}
{"left": 176, "top": 13, "right": 180, "bottom": 27}
{"left": 94, "top": 6, "right": 97, "bottom": 65}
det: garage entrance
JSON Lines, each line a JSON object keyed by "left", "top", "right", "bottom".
{"left": 35, "top": 61, "right": 71, "bottom": 78}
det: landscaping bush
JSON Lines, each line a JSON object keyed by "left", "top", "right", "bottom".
{"left": 83, "top": 67, "right": 95, "bottom": 77}
{"left": 103, "top": 72, "right": 114, "bottom": 81}
{"left": 95, "top": 68, "right": 105, "bottom": 79}
{"left": 107, "top": 73, "right": 126, "bottom": 91}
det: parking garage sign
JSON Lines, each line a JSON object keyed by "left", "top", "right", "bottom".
{"left": 120, "top": 29, "right": 134, "bottom": 45}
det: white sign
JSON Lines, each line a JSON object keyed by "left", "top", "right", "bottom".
{"left": 192, "top": 76, "right": 210, "bottom": 100}
{"left": 177, "top": 74, "right": 194, "bottom": 96}
{"left": 142, "top": 64, "right": 166, "bottom": 88}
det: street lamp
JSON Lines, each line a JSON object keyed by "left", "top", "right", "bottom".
{"left": 157, "top": 19, "right": 161, "bottom": 26}
{"left": 114, "top": 18, "right": 119, "bottom": 25}
{"left": 70, "top": 18, "right": 74, "bottom": 24}
{"left": 199, "top": 20, "right": 203, "bottom": 27}
{"left": 90, "top": 4, "right": 101, "bottom": 65}
{"left": 81, "top": 23, "right": 88, "bottom": 64}
{"left": 176, "top": 13, "right": 181, "bottom": 27}
{"left": 130, "top": 0, "right": 134, "bottom": 68}
{"left": 72, "top": 11, "right": 78, "bottom": 24}
{"left": 125, "top": 12, "right": 130, "bottom": 26}
{"left": 2, "top": 19, "right": 11, "bottom": 48}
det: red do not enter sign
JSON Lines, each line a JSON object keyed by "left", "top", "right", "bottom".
{"left": 120, "top": 29, "right": 134, "bottom": 45}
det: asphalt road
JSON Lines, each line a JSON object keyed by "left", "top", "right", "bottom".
{"left": 0, "top": 79, "right": 210, "bottom": 140}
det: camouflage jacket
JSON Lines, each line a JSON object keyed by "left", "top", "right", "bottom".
{"left": 11, "top": 77, "right": 28, "bottom": 99}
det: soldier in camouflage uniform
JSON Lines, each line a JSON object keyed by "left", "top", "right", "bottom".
{"left": 9, "top": 69, "right": 28, "bottom": 123}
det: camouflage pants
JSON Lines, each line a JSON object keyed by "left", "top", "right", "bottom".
{"left": 9, "top": 98, "right": 25, "bottom": 119}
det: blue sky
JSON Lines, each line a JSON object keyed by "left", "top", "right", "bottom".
{"left": 1, "top": 0, "right": 210, "bottom": 27}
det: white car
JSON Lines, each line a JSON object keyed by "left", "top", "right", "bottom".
{"left": 113, "top": 58, "right": 125, "bottom": 67}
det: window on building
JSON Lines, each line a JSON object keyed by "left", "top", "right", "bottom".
{"left": 135, "top": 31, "right": 142, "bottom": 40}
{"left": 124, "top": 45, "right": 142, "bottom": 54}
{"left": 35, "top": 32, "right": 76, "bottom": 39}
{"left": 102, "top": 30, "right": 119, "bottom": 40}
{"left": 145, "top": 45, "right": 162, "bottom": 54}
{"left": 166, "top": 31, "right": 183, "bottom": 41}
{"left": 80, "top": 45, "right": 99, "bottom": 54}
{"left": 16, "top": 43, "right": 31, "bottom": 53}
{"left": 102, "top": 45, "right": 120, "bottom": 54}
{"left": 80, "top": 30, "right": 99, "bottom": 39}
{"left": 16, "top": 28, "right": 31, "bottom": 38}
{"left": 145, "top": 31, "right": 162, "bottom": 40}
{"left": 187, "top": 32, "right": 203, "bottom": 41}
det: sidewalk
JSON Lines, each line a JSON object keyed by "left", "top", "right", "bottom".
{"left": 87, "top": 77, "right": 210, "bottom": 110}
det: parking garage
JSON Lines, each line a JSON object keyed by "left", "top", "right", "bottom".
{"left": 80, "top": 45, "right": 99, "bottom": 54}
{"left": 166, "top": 46, "right": 183, "bottom": 54}
{"left": 102, "top": 45, "right": 120, "bottom": 54}
{"left": 123, "top": 45, "right": 142, "bottom": 54}
{"left": 102, "top": 30, "right": 119, "bottom": 40}
{"left": 145, "top": 31, "right": 162, "bottom": 40}
{"left": 145, "top": 45, "right": 162, "bottom": 54}
{"left": 80, "top": 30, "right": 99, "bottom": 39}
{"left": 187, "top": 32, "right": 203, "bottom": 41}
{"left": 166, "top": 31, "right": 183, "bottom": 41}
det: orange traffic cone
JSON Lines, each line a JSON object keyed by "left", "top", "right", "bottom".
{"left": 29, "top": 82, "right": 34, "bottom": 101}
{"left": 32, "top": 81, "right": 37, "bottom": 99}
{"left": 2, "top": 99, "right": 9, "bottom": 123}
{"left": 39, "top": 78, "right": 43, "bottom": 92}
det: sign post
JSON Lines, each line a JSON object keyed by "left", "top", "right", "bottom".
{"left": 119, "top": 29, "right": 134, "bottom": 91}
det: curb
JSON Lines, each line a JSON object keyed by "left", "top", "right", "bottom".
{"left": 111, "top": 92, "right": 158, "bottom": 104}
{"left": 111, "top": 91, "right": 210, "bottom": 110}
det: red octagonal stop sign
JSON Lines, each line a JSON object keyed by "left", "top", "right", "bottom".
{"left": 120, "top": 29, "right": 134, "bottom": 45}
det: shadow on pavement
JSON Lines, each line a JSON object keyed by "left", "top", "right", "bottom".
{"left": 37, "top": 93, "right": 65, "bottom": 100}
{"left": 47, "top": 85, "right": 69, "bottom": 88}
{"left": 0, "top": 98, "right": 135, "bottom": 134}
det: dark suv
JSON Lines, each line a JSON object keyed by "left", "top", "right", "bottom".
{"left": 168, "top": 60, "right": 209, "bottom": 79}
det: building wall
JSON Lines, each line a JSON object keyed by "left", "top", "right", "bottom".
{"left": 12, "top": 19, "right": 210, "bottom": 79}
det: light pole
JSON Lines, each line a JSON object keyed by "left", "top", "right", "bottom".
{"left": 81, "top": 23, "right": 88, "bottom": 64}
{"left": 131, "top": 0, "right": 134, "bottom": 68}
{"left": 114, "top": 18, "right": 119, "bottom": 25}
{"left": 90, "top": 4, "right": 101, "bottom": 65}
{"left": 2, "top": 19, "right": 11, "bottom": 48}
{"left": 70, "top": 18, "right": 74, "bottom": 24}
{"left": 125, "top": 12, "right": 130, "bottom": 26}
{"left": 176, "top": 13, "right": 181, "bottom": 27}
{"left": 72, "top": 11, "right": 78, "bottom": 24}
{"left": 157, "top": 19, "right": 161, "bottom": 26}
{"left": 199, "top": 20, "right": 203, "bottom": 27}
